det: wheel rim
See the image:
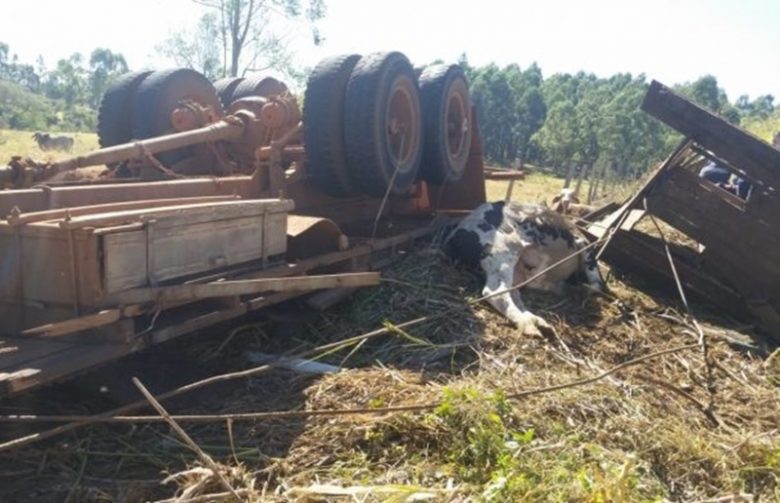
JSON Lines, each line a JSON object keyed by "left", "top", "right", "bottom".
{"left": 385, "top": 76, "right": 419, "bottom": 173}
{"left": 446, "top": 79, "right": 470, "bottom": 165}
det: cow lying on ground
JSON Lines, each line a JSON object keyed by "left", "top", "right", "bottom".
{"left": 32, "top": 131, "right": 74, "bottom": 152}
{"left": 443, "top": 201, "right": 604, "bottom": 336}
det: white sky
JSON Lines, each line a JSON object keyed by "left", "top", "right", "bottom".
{"left": 1, "top": 0, "right": 778, "bottom": 100}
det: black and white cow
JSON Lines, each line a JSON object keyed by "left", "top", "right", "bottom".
{"left": 443, "top": 201, "right": 604, "bottom": 336}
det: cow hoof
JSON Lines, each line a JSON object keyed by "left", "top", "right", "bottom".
{"left": 514, "top": 314, "right": 554, "bottom": 337}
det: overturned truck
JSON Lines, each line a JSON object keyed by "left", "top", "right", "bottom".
{"left": 0, "top": 53, "right": 513, "bottom": 397}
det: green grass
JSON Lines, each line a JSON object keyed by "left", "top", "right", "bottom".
{"left": 0, "top": 128, "right": 98, "bottom": 163}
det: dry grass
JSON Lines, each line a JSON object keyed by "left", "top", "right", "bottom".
{"left": 0, "top": 128, "right": 98, "bottom": 162}
{"left": 0, "top": 241, "right": 777, "bottom": 502}
{"left": 485, "top": 168, "right": 640, "bottom": 207}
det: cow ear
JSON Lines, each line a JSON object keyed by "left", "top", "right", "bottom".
{"left": 551, "top": 195, "right": 561, "bottom": 204}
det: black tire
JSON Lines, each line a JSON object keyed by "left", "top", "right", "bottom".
{"left": 132, "top": 68, "right": 223, "bottom": 166}
{"left": 231, "top": 75, "right": 289, "bottom": 100}
{"left": 344, "top": 52, "right": 423, "bottom": 197}
{"left": 418, "top": 64, "right": 472, "bottom": 184}
{"left": 213, "top": 77, "right": 245, "bottom": 109}
{"left": 303, "top": 54, "right": 362, "bottom": 196}
{"left": 97, "top": 70, "right": 153, "bottom": 148}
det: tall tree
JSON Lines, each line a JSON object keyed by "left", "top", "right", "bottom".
{"left": 88, "top": 48, "right": 128, "bottom": 108}
{"left": 184, "top": 0, "right": 326, "bottom": 78}
{"left": 160, "top": 13, "right": 222, "bottom": 79}
{"left": 42, "top": 54, "right": 87, "bottom": 107}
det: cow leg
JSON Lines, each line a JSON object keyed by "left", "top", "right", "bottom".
{"left": 481, "top": 252, "right": 552, "bottom": 336}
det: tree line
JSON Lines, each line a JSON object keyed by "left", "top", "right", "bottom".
{"left": 460, "top": 56, "right": 777, "bottom": 182}
{"left": 0, "top": 42, "right": 129, "bottom": 131}
{"left": 1, "top": 5, "right": 777, "bottom": 186}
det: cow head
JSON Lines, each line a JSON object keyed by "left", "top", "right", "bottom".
{"left": 551, "top": 188, "right": 580, "bottom": 214}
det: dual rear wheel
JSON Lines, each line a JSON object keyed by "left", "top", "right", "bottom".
{"left": 98, "top": 70, "right": 289, "bottom": 172}
{"left": 303, "top": 53, "right": 472, "bottom": 197}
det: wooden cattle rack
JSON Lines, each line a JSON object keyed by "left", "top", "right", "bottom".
{"left": 590, "top": 81, "right": 780, "bottom": 339}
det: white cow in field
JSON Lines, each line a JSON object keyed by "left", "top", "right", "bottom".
{"left": 443, "top": 201, "right": 604, "bottom": 336}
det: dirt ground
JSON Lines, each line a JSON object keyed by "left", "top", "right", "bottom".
{"left": 0, "top": 236, "right": 777, "bottom": 502}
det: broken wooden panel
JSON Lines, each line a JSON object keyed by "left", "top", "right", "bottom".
{"left": 595, "top": 81, "right": 780, "bottom": 339}
{"left": 600, "top": 229, "right": 746, "bottom": 319}
{"left": 646, "top": 168, "right": 780, "bottom": 274}
{"left": 641, "top": 80, "right": 780, "bottom": 189}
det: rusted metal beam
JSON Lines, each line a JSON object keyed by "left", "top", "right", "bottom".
{"left": 48, "top": 119, "right": 245, "bottom": 174}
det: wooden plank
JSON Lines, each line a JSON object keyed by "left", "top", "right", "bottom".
{"left": 0, "top": 341, "right": 132, "bottom": 396}
{"left": 56, "top": 199, "right": 293, "bottom": 230}
{"left": 668, "top": 158, "right": 780, "bottom": 225}
{"left": 699, "top": 246, "right": 780, "bottom": 301}
{"left": 484, "top": 168, "right": 525, "bottom": 181}
{"left": 22, "top": 310, "right": 120, "bottom": 337}
{"left": 0, "top": 337, "right": 76, "bottom": 370}
{"left": 112, "top": 272, "right": 381, "bottom": 304}
{"left": 641, "top": 80, "right": 780, "bottom": 188}
{"left": 654, "top": 165, "right": 779, "bottom": 242}
{"left": 3, "top": 195, "right": 240, "bottom": 225}
{"left": 588, "top": 208, "right": 645, "bottom": 239}
{"left": 0, "top": 175, "right": 263, "bottom": 216}
{"left": 649, "top": 197, "right": 780, "bottom": 281}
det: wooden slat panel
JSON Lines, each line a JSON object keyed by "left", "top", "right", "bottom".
{"left": 3, "top": 196, "right": 240, "bottom": 226}
{"left": 0, "top": 175, "right": 263, "bottom": 216}
{"left": 649, "top": 196, "right": 780, "bottom": 281}
{"left": 641, "top": 80, "right": 780, "bottom": 188}
{"left": 647, "top": 166, "right": 780, "bottom": 275}
{"left": 600, "top": 230, "right": 746, "bottom": 318}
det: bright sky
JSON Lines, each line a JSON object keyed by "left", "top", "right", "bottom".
{"left": 1, "top": 0, "right": 778, "bottom": 100}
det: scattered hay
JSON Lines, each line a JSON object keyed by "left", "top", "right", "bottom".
{"left": 0, "top": 243, "right": 778, "bottom": 502}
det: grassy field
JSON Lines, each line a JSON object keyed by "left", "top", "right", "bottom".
{"left": 0, "top": 128, "right": 98, "bottom": 162}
